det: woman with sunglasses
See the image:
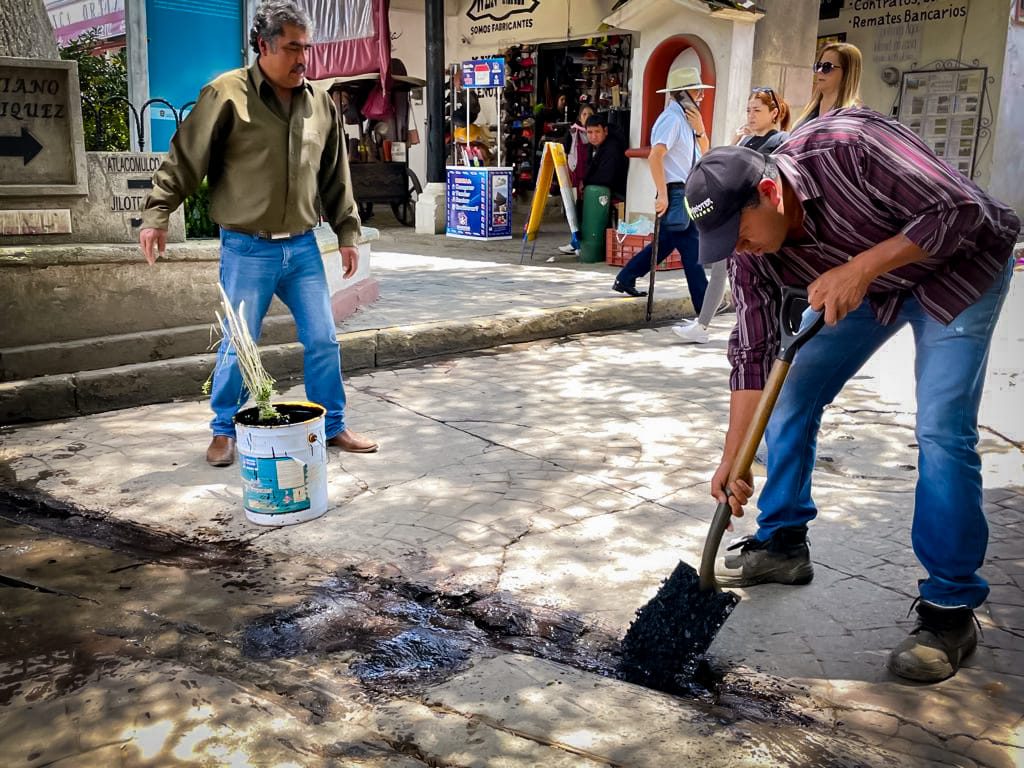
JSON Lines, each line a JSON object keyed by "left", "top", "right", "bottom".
{"left": 792, "top": 42, "right": 862, "bottom": 129}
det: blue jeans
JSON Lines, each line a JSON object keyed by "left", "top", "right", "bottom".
{"left": 615, "top": 187, "right": 708, "bottom": 313}
{"left": 210, "top": 229, "right": 346, "bottom": 439}
{"left": 755, "top": 259, "right": 1013, "bottom": 608}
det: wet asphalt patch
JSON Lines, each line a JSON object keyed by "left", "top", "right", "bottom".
{"left": 1, "top": 485, "right": 810, "bottom": 728}
{"left": 0, "top": 486, "right": 252, "bottom": 569}
{"left": 239, "top": 571, "right": 622, "bottom": 690}
{"left": 237, "top": 566, "right": 750, "bottom": 707}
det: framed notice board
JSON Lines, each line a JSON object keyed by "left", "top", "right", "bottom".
{"left": 897, "top": 65, "right": 986, "bottom": 179}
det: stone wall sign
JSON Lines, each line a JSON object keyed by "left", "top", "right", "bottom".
{"left": 0, "top": 56, "right": 88, "bottom": 197}
{"left": 70, "top": 152, "right": 184, "bottom": 243}
{"left": 0, "top": 152, "right": 184, "bottom": 244}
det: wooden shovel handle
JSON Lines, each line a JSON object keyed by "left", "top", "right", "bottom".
{"left": 728, "top": 360, "right": 791, "bottom": 485}
{"left": 698, "top": 359, "right": 791, "bottom": 591}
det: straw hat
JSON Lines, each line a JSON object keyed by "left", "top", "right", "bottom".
{"left": 656, "top": 66, "right": 714, "bottom": 93}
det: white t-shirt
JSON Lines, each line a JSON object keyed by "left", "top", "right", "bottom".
{"left": 650, "top": 98, "right": 700, "bottom": 184}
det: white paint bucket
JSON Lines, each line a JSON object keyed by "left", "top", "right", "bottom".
{"left": 234, "top": 401, "right": 329, "bottom": 526}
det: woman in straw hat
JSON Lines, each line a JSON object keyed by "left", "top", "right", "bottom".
{"left": 612, "top": 66, "right": 710, "bottom": 314}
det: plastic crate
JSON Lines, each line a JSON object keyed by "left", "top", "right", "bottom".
{"left": 605, "top": 229, "right": 682, "bottom": 270}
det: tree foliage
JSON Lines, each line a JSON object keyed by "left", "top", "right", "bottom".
{"left": 184, "top": 179, "right": 219, "bottom": 238}
{"left": 59, "top": 30, "right": 130, "bottom": 151}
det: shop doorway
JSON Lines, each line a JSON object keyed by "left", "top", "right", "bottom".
{"left": 502, "top": 36, "right": 633, "bottom": 197}
{"left": 638, "top": 35, "right": 716, "bottom": 148}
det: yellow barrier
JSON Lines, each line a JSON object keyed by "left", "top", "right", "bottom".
{"left": 519, "top": 141, "right": 582, "bottom": 264}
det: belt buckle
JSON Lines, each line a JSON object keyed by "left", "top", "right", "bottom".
{"left": 268, "top": 231, "right": 292, "bottom": 240}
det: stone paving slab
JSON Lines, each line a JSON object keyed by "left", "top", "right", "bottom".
{"left": 1, "top": 275, "right": 1021, "bottom": 766}
{"left": 338, "top": 249, "right": 689, "bottom": 336}
{"left": 422, "top": 654, "right": 924, "bottom": 767}
{"left": 0, "top": 657, "right": 419, "bottom": 768}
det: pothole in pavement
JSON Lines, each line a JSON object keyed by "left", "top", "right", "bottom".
{"left": 237, "top": 568, "right": 813, "bottom": 728}
{"left": 239, "top": 570, "right": 621, "bottom": 685}
{"left": 0, "top": 486, "right": 812, "bottom": 730}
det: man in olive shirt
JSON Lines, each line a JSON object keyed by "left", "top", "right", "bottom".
{"left": 140, "top": 0, "right": 377, "bottom": 466}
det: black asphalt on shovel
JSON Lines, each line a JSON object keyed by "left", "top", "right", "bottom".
{"left": 644, "top": 215, "right": 661, "bottom": 323}
{"left": 620, "top": 287, "right": 826, "bottom": 694}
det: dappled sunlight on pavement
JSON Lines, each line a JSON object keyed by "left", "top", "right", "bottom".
{"left": 1, "top": 274, "right": 1021, "bottom": 766}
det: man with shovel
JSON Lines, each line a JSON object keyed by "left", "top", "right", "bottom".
{"left": 685, "top": 108, "right": 1019, "bottom": 683}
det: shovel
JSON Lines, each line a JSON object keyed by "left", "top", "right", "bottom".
{"left": 620, "top": 287, "right": 825, "bottom": 694}
{"left": 698, "top": 287, "right": 826, "bottom": 591}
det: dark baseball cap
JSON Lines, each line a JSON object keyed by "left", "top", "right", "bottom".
{"left": 684, "top": 146, "right": 768, "bottom": 265}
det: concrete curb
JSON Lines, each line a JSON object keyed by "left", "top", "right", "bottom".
{"left": 0, "top": 315, "right": 299, "bottom": 382}
{"left": 0, "top": 241, "right": 221, "bottom": 267}
{"left": 0, "top": 295, "right": 694, "bottom": 424}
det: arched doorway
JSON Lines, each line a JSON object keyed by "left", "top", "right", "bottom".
{"left": 636, "top": 35, "right": 716, "bottom": 150}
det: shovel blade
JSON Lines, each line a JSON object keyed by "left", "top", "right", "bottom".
{"left": 619, "top": 560, "right": 739, "bottom": 694}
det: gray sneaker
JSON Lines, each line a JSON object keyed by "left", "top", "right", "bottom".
{"left": 715, "top": 527, "right": 814, "bottom": 587}
{"left": 887, "top": 601, "right": 978, "bottom": 683}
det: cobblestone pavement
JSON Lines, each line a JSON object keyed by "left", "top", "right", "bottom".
{"left": 339, "top": 247, "right": 687, "bottom": 335}
{"left": 1, "top": 263, "right": 1021, "bottom": 765}
{"left": 338, "top": 211, "right": 693, "bottom": 335}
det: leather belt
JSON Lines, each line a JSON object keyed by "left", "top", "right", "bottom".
{"left": 224, "top": 227, "right": 311, "bottom": 241}
{"left": 667, "top": 181, "right": 686, "bottom": 190}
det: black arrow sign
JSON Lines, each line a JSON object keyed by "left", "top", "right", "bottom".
{"left": 0, "top": 128, "right": 43, "bottom": 165}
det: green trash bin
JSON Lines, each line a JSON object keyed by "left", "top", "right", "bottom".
{"left": 579, "top": 184, "right": 611, "bottom": 264}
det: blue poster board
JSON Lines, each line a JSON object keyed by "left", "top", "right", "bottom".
{"left": 446, "top": 167, "right": 513, "bottom": 240}
{"left": 145, "top": 0, "right": 244, "bottom": 151}
{"left": 461, "top": 58, "right": 506, "bottom": 89}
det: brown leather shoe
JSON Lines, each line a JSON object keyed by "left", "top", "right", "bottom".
{"left": 206, "top": 435, "right": 236, "bottom": 467}
{"left": 327, "top": 428, "right": 378, "bottom": 453}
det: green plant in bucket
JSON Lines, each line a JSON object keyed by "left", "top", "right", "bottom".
{"left": 206, "top": 284, "right": 280, "bottom": 423}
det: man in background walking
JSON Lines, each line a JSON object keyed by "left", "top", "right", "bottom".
{"left": 611, "top": 66, "right": 710, "bottom": 315}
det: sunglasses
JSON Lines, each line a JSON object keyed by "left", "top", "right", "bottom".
{"left": 813, "top": 61, "right": 841, "bottom": 74}
{"left": 751, "top": 86, "right": 780, "bottom": 112}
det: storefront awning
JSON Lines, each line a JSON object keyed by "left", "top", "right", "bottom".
{"left": 608, "top": 0, "right": 762, "bottom": 20}
{"left": 302, "top": 0, "right": 392, "bottom": 87}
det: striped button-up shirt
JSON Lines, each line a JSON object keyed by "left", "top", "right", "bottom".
{"left": 728, "top": 108, "right": 1020, "bottom": 391}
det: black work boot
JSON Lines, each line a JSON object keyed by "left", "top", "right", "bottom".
{"left": 715, "top": 526, "right": 813, "bottom": 587}
{"left": 887, "top": 601, "right": 978, "bottom": 683}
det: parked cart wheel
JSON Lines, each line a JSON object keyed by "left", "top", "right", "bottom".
{"left": 390, "top": 169, "right": 422, "bottom": 227}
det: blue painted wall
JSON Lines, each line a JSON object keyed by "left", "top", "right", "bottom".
{"left": 145, "top": 0, "right": 244, "bottom": 151}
